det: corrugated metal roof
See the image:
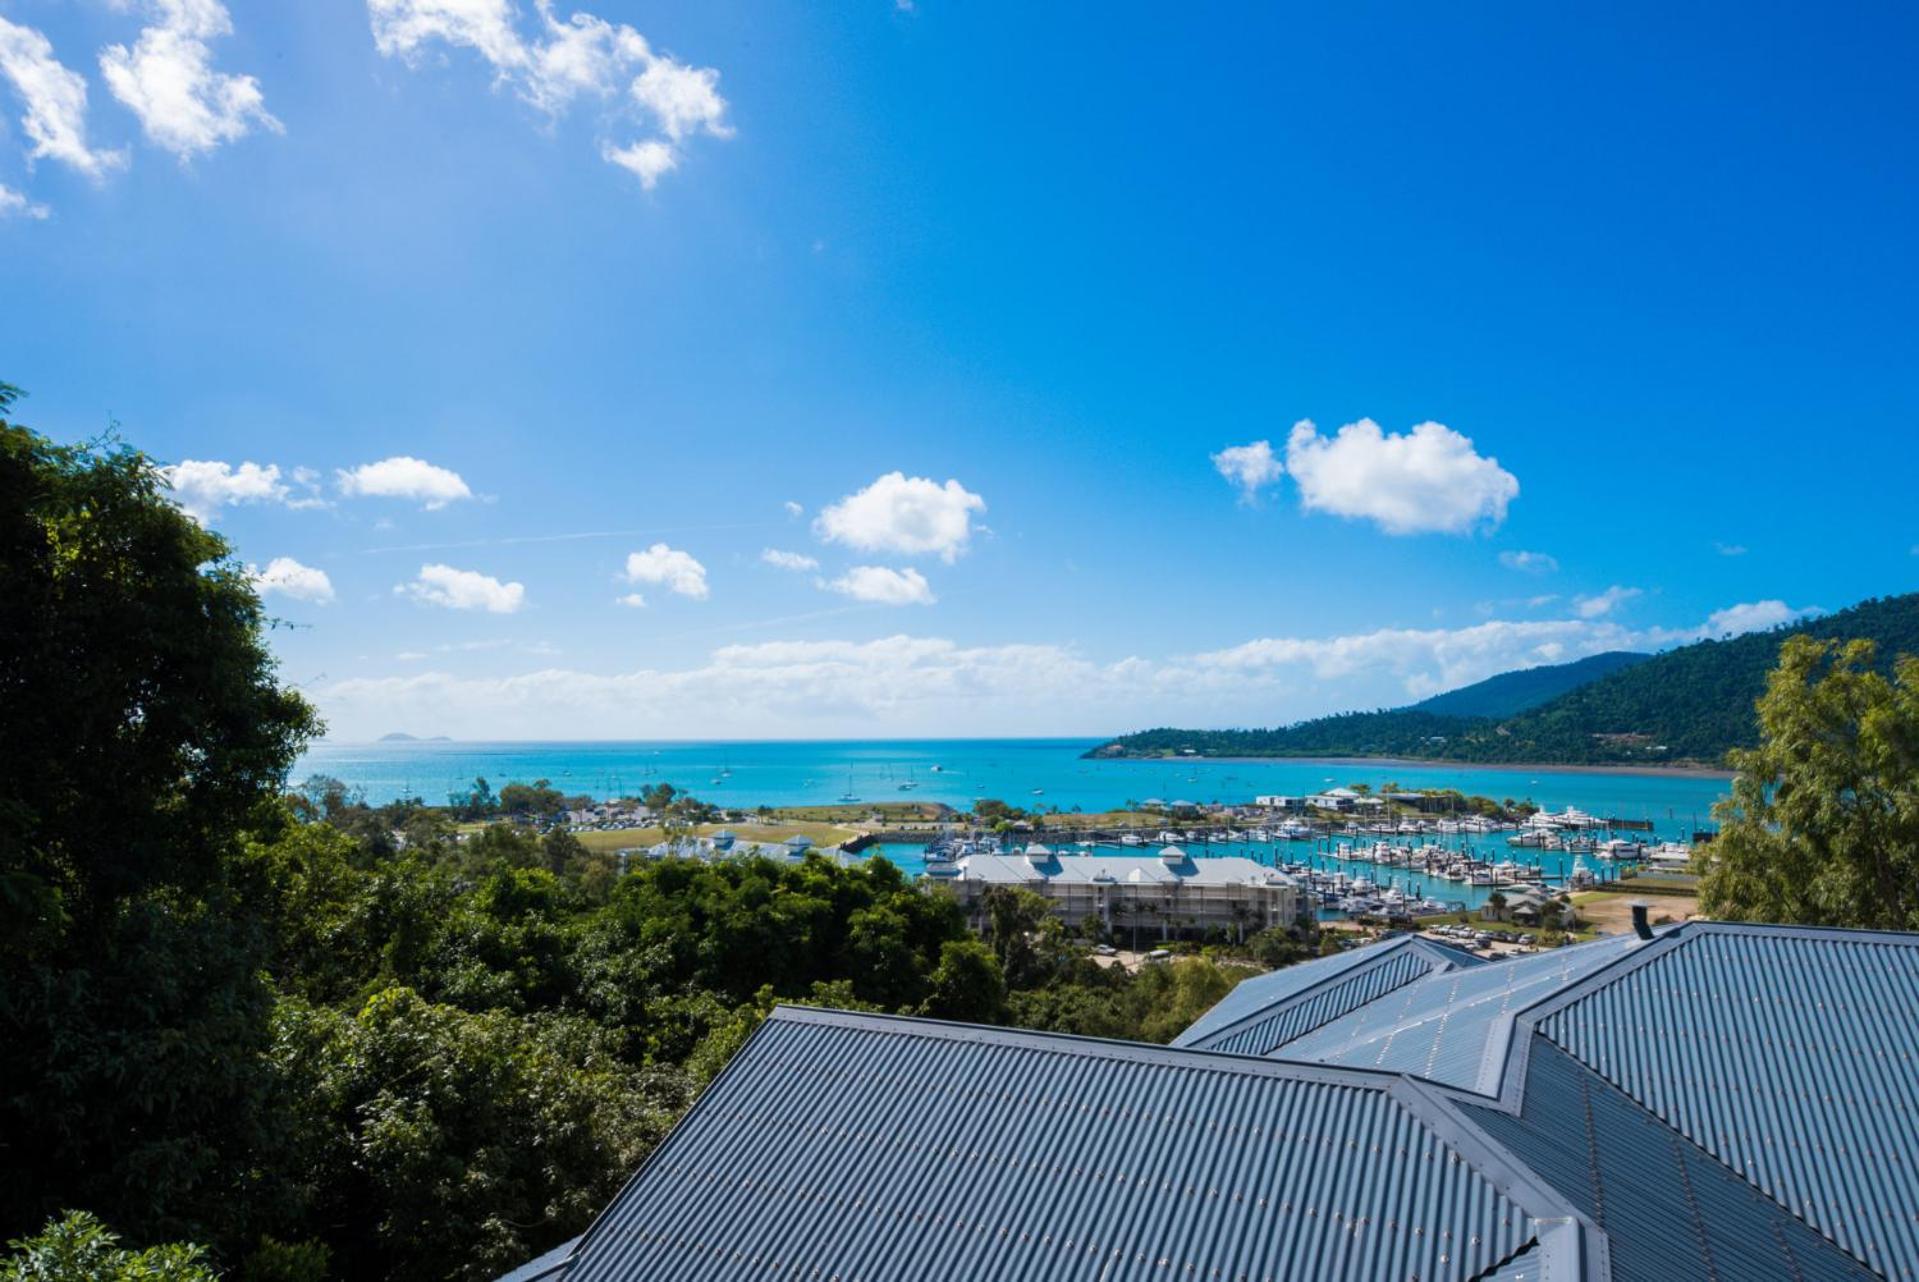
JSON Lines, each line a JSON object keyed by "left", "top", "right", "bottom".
{"left": 494, "top": 1237, "right": 579, "bottom": 1282}
{"left": 1174, "top": 935, "right": 1481, "bottom": 1052}
{"left": 1470, "top": 1243, "right": 1542, "bottom": 1282}
{"left": 1276, "top": 934, "right": 1650, "bottom": 1094}
{"left": 1463, "top": 1035, "right": 1878, "bottom": 1282}
{"left": 1534, "top": 924, "right": 1919, "bottom": 1281}
{"left": 556, "top": 1006, "right": 1564, "bottom": 1282}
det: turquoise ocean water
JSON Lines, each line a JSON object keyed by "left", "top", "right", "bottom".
{"left": 296, "top": 738, "right": 1728, "bottom": 835}
{"left": 296, "top": 739, "right": 1728, "bottom": 915}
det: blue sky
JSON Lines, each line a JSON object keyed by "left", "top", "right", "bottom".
{"left": 3, "top": 1, "right": 1915, "bottom": 739}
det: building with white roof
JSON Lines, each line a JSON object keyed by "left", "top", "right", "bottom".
{"left": 924, "top": 845, "right": 1300, "bottom": 941}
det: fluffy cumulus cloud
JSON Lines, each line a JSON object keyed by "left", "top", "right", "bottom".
{"left": 162, "top": 458, "right": 288, "bottom": 521}
{"left": 398, "top": 563, "right": 525, "bottom": 613}
{"left": 0, "top": 16, "right": 126, "bottom": 177}
{"left": 366, "top": 0, "right": 731, "bottom": 188}
{"left": 1284, "top": 418, "right": 1518, "bottom": 535}
{"left": 336, "top": 456, "right": 473, "bottom": 508}
{"left": 1211, "top": 440, "right": 1284, "bottom": 502}
{"left": 1573, "top": 585, "right": 1641, "bottom": 618}
{"left": 0, "top": 183, "right": 49, "bottom": 219}
{"left": 623, "top": 542, "right": 708, "bottom": 599}
{"left": 1499, "top": 550, "right": 1558, "bottom": 574}
{"left": 761, "top": 548, "right": 819, "bottom": 573}
{"left": 822, "top": 565, "right": 935, "bottom": 606}
{"left": 815, "top": 472, "right": 986, "bottom": 563}
{"left": 99, "top": 0, "right": 279, "bottom": 158}
{"left": 250, "top": 556, "right": 334, "bottom": 603}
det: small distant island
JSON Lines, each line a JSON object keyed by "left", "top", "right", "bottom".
{"left": 1091, "top": 592, "right": 1919, "bottom": 768}
{"left": 378, "top": 732, "right": 454, "bottom": 742}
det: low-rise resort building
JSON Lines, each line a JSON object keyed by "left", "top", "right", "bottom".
{"left": 496, "top": 915, "right": 1919, "bottom": 1282}
{"left": 924, "top": 844, "right": 1303, "bottom": 941}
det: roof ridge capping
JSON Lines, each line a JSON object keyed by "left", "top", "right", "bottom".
{"left": 769, "top": 1003, "right": 1438, "bottom": 1088}
{"left": 1173, "top": 931, "right": 1483, "bottom": 1051}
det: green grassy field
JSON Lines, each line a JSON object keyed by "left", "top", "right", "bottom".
{"left": 772, "top": 803, "right": 949, "bottom": 824}
{"left": 1032, "top": 810, "right": 1170, "bottom": 831}
{"left": 570, "top": 819, "right": 860, "bottom": 853}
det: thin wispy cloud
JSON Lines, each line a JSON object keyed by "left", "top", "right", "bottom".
{"left": 1499, "top": 550, "right": 1559, "bottom": 574}
{"left": 0, "top": 16, "right": 126, "bottom": 177}
{"left": 366, "top": 0, "right": 732, "bottom": 189}
{"left": 1573, "top": 585, "right": 1642, "bottom": 618}
{"left": 1211, "top": 440, "right": 1284, "bottom": 503}
{"left": 100, "top": 0, "right": 279, "bottom": 158}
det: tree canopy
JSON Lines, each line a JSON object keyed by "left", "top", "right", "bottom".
{"left": 1699, "top": 636, "right": 1919, "bottom": 928}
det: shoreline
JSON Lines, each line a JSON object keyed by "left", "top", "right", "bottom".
{"left": 1105, "top": 754, "right": 1736, "bottom": 780}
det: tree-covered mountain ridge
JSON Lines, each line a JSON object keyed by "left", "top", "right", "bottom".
{"left": 1091, "top": 592, "right": 1919, "bottom": 766}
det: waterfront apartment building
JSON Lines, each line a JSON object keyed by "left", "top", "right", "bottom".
{"left": 923, "top": 844, "right": 1302, "bottom": 941}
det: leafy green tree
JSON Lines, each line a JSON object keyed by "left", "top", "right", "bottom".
{"left": 920, "top": 939, "right": 1005, "bottom": 1023}
{"left": 1700, "top": 636, "right": 1919, "bottom": 928}
{"left": 0, "top": 1211, "right": 215, "bottom": 1282}
{"left": 268, "top": 988, "right": 688, "bottom": 1282}
{"left": 0, "top": 402, "right": 317, "bottom": 1247}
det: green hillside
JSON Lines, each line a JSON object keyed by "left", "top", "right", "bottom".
{"left": 1092, "top": 592, "right": 1919, "bottom": 766}
{"left": 1409, "top": 650, "right": 1648, "bottom": 719}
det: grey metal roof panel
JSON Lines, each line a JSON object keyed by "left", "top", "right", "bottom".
{"left": 1274, "top": 934, "right": 1651, "bottom": 1094}
{"left": 559, "top": 1006, "right": 1557, "bottom": 1282}
{"left": 1201, "top": 948, "right": 1449, "bottom": 1058}
{"left": 1535, "top": 923, "right": 1919, "bottom": 1281}
{"left": 1471, "top": 1243, "right": 1543, "bottom": 1282}
{"left": 1463, "top": 1035, "right": 1877, "bottom": 1282}
{"left": 1174, "top": 934, "right": 1482, "bottom": 1051}
{"left": 492, "top": 1237, "right": 579, "bottom": 1282}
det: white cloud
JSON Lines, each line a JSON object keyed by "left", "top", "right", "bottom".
{"left": 250, "top": 556, "right": 334, "bottom": 603}
{"left": 1193, "top": 618, "right": 1649, "bottom": 700}
{"left": 630, "top": 56, "right": 730, "bottom": 141}
{"left": 815, "top": 472, "right": 986, "bottom": 563}
{"left": 822, "top": 565, "right": 935, "bottom": 606}
{"left": 1210, "top": 440, "right": 1284, "bottom": 502}
{"left": 398, "top": 563, "right": 525, "bottom": 613}
{"left": 1701, "top": 600, "right": 1819, "bottom": 637}
{"left": 783, "top": 500, "right": 804, "bottom": 517}
{"left": 761, "top": 548, "right": 819, "bottom": 573}
{"left": 366, "top": 0, "right": 730, "bottom": 188}
{"left": 337, "top": 456, "right": 473, "bottom": 508}
{"left": 312, "top": 595, "right": 1826, "bottom": 739}
{"left": 1573, "top": 585, "right": 1641, "bottom": 618}
{"left": 1285, "top": 418, "right": 1518, "bottom": 535}
{"left": 616, "top": 592, "right": 647, "bottom": 608}
{"left": 1499, "top": 550, "right": 1558, "bottom": 574}
{"left": 623, "top": 542, "right": 708, "bottom": 598}
{"left": 0, "top": 17, "right": 126, "bottom": 176}
{"left": 100, "top": 0, "right": 279, "bottom": 159}
{"left": 162, "top": 458, "right": 287, "bottom": 521}
{"left": 1714, "top": 542, "right": 1748, "bottom": 557}
{"left": 0, "top": 183, "right": 48, "bottom": 219}
{"left": 601, "top": 138, "right": 675, "bottom": 188}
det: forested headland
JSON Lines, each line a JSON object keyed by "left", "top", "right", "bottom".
{"left": 1094, "top": 593, "right": 1919, "bottom": 766}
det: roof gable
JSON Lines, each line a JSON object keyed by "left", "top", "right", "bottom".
{"left": 556, "top": 1007, "right": 1573, "bottom": 1282}
{"left": 1534, "top": 923, "right": 1919, "bottom": 1280}
{"left": 1175, "top": 935, "right": 1482, "bottom": 1057}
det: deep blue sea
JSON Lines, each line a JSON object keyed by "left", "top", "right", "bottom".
{"left": 295, "top": 738, "right": 1729, "bottom": 838}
